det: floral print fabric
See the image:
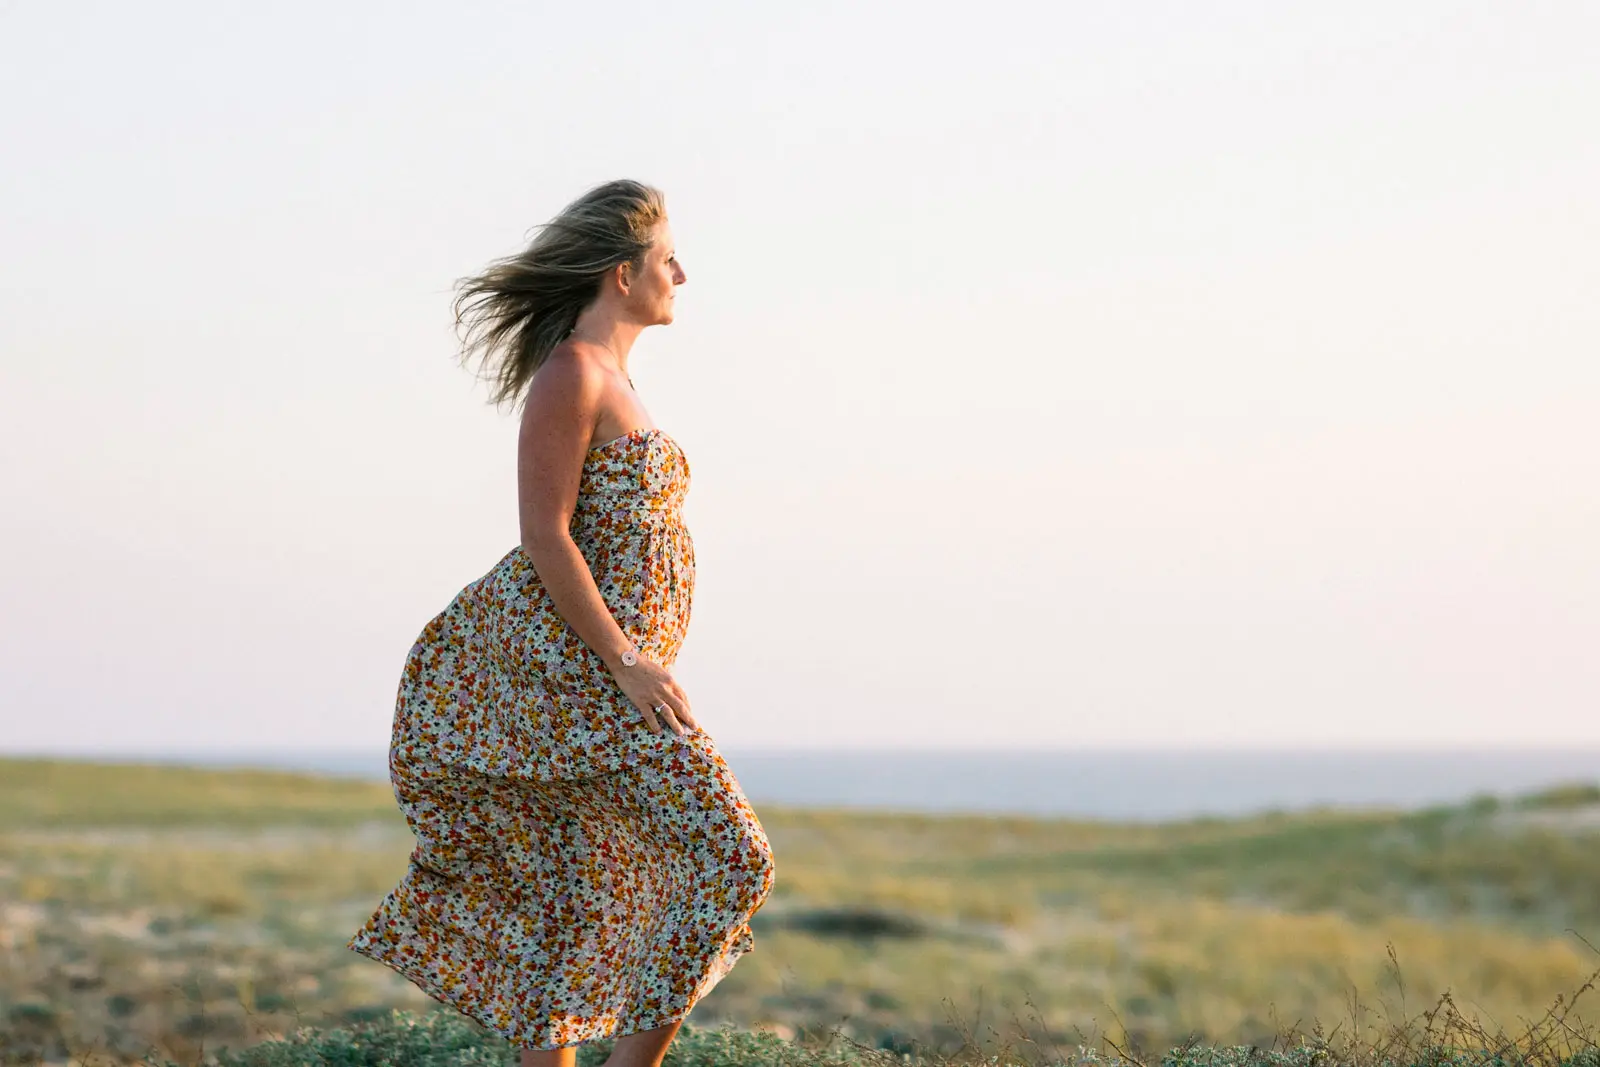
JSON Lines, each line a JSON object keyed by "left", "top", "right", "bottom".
{"left": 348, "top": 428, "right": 776, "bottom": 1050}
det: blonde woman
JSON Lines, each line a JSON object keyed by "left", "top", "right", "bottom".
{"left": 349, "top": 179, "right": 777, "bottom": 1067}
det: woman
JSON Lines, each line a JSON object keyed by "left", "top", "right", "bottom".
{"left": 348, "top": 179, "right": 777, "bottom": 1067}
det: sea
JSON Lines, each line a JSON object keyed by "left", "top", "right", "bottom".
{"left": 29, "top": 746, "right": 1600, "bottom": 822}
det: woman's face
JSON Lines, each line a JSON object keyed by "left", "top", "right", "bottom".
{"left": 627, "top": 219, "right": 686, "bottom": 325}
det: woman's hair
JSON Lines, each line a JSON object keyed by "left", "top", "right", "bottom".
{"left": 452, "top": 179, "right": 667, "bottom": 410}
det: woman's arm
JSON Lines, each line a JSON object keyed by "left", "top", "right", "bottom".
{"left": 516, "top": 349, "right": 695, "bottom": 734}
{"left": 517, "top": 349, "right": 633, "bottom": 670}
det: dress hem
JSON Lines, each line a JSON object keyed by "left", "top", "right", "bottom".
{"left": 345, "top": 928, "right": 746, "bottom": 1052}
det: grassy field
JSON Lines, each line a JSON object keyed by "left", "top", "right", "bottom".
{"left": 1, "top": 759, "right": 1597, "bottom": 1066}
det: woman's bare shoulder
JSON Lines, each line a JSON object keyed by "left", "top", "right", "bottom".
{"left": 524, "top": 344, "right": 607, "bottom": 415}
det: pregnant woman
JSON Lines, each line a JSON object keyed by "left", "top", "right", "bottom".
{"left": 348, "top": 179, "right": 777, "bottom": 1067}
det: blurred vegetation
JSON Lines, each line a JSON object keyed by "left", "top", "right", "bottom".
{"left": 136, "top": 1010, "right": 1600, "bottom": 1067}
{"left": 0, "top": 757, "right": 1597, "bottom": 1067}
{"left": 0, "top": 758, "right": 396, "bottom": 831}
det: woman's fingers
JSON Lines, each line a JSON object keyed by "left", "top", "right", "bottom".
{"left": 665, "top": 682, "right": 695, "bottom": 729}
{"left": 651, "top": 700, "right": 677, "bottom": 734}
{"left": 622, "top": 663, "right": 695, "bottom": 735}
{"left": 639, "top": 701, "right": 663, "bottom": 733}
{"left": 640, "top": 695, "right": 687, "bottom": 736}
{"left": 658, "top": 686, "right": 696, "bottom": 733}
{"left": 658, "top": 695, "right": 699, "bottom": 735}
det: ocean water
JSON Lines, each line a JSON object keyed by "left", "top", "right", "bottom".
{"left": 31, "top": 746, "right": 1600, "bottom": 822}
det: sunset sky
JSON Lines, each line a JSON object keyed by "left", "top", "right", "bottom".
{"left": 2, "top": 2, "right": 1596, "bottom": 752}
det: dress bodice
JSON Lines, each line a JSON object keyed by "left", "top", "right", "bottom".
{"left": 570, "top": 428, "right": 691, "bottom": 539}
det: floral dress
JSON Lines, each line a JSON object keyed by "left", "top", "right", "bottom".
{"left": 348, "top": 427, "right": 776, "bottom": 1050}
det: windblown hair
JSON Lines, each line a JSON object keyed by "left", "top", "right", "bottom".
{"left": 452, "top": 179, "right": 667, "bottom": 410}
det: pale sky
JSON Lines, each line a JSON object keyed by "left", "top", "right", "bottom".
{"left": 2, "top": 2, "right": 1597, "bottom": 753}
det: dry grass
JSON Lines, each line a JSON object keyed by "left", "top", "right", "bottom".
{"left": 1, "top": 758, "right": 1597, "bottom": 1066}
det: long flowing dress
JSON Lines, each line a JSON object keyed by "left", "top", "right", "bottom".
{"left": 348, "top": 426, "right": 777, "bottom": 1050}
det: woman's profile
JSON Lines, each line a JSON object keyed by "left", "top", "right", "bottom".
{"left": 348, "top": 179, "right": 777, "bottom": 1067}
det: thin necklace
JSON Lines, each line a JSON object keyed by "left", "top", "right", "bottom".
{"left": 570, "top": 330, "right": 634, "bottom": 390}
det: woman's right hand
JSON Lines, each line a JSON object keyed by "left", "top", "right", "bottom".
{"left": 610, "top": 653, "right": 699, "bottom": 736}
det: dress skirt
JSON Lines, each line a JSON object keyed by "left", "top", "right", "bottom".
{"left": 347, "top": 428, "right": 776, "bottom": 1049}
